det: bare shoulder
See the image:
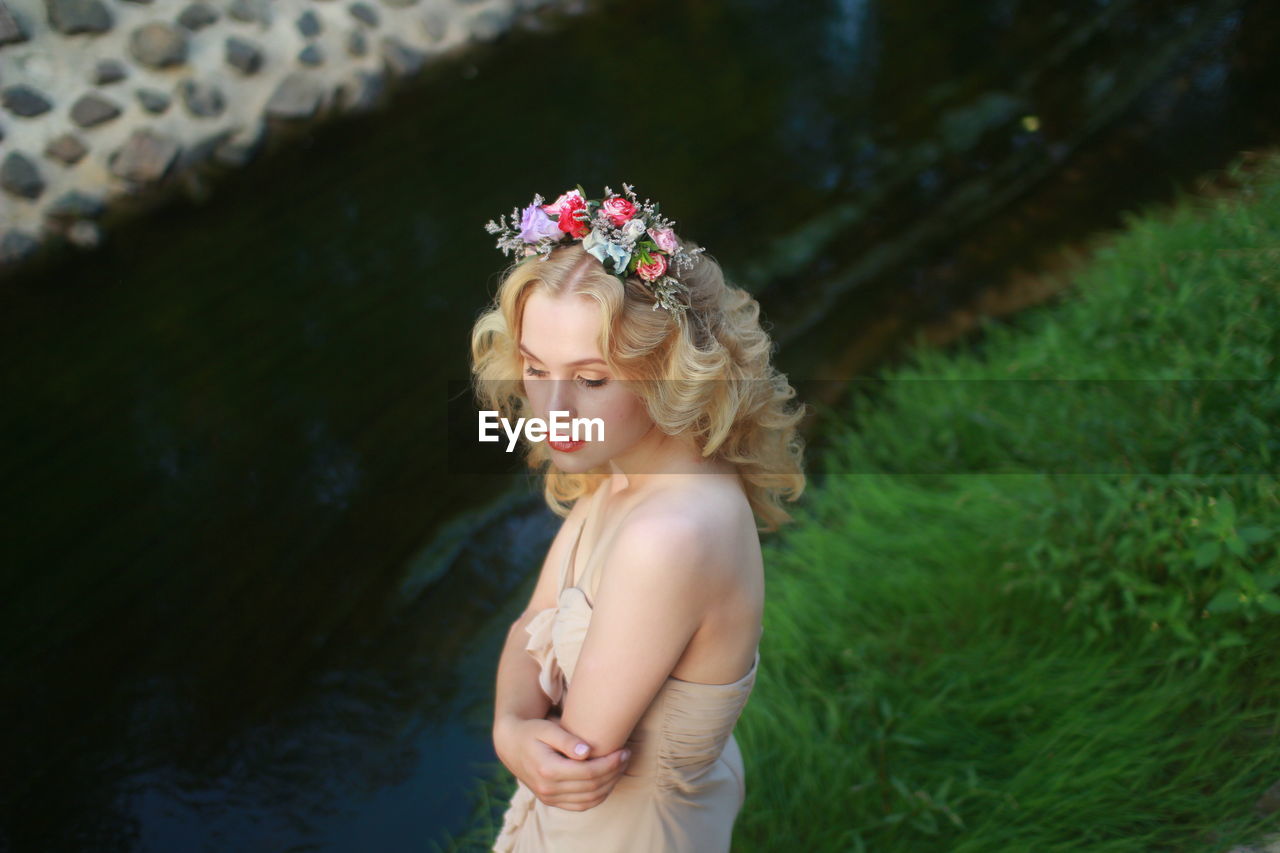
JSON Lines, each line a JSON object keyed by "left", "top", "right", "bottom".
{"left": 631, "top": 479, "right": 749, "bottom": 530}
{"left": 610, "top": 478, "right": 757, "bottom": 581}
{"left": 596, "top": 477, "right": 763, "bottom": 685}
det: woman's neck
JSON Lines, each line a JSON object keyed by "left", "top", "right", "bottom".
{"left": 607, "top": 429, "right": 738, "bottom": 496}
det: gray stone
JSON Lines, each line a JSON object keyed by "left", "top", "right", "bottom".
{"left": 136, "top": 87, "right": 170, "bottom": 113}
{"left": 225, "top": 35, "right": 263, "bottom": 75}
{"left": 1, "top": 151, "right": 44, "bottom": 199}
{"left": 212, "top": 121, "right": 265, "bottom": 167}
{"left": 108, "top": 128, "right": 179, "bottom": 183}
{"left": 379, "top": 35, "right": 424, "bottom": 76}
{"left": 264, "top": 72, "right": 322, "bottom": 120}
{"left": 469, "top": 7, "right": 513, "bottom": 42}
{"left": 45, "top": 0, "right": 112, "bottom": 35}
{"left": 346, "top": 28, "right": 366, "bottom": 57}
{"left": 69, "top": 92, "right": 121, "bottom": 127}
{"left": 420, "top": 11, "right": 446, "bottom": 41}
{"left": 337, "top": 68, "right": 385, "bottom": 113}
{"left": 177, "top": 78, "right": 225, "bottom": 117}
{"left": 296, "top": 9, "right": 320, "bottom": 37}
{"left": 173, "top": 126, "right": 235, "bottom": 170}
{"left": 66, "top": 219, "right": 103, "bottom": 249}
{"left": 0, "top": 229, "right": 40, "bottom": 263}
{"left": 228, "top": 0, "right": 270, "bottom": 26}
{"left": 47, "top": 189, "right": 106, "bottom": 218}
{"left": 2, "top": 84, "right": 53, "bottom": 117}
{"left": 298, "top": 43, "right": 324, "bottom": 66}
{"left": 379, "top": 0, "right": 418, "bottom": 7}
{"left": 0, "top": 1, "right": 30, "bottom": 46}
{"left": 92, "top": 58, "right": 127, "bottom": 84}
{"left": 44, "top": 132, "right": 88, "bottom": 164}
{"left": 128, "top": 21, "right": 187, "bottom": 68}
{"left": 348, "top": 2, "right": 378, "bottom": 27}
{"left": 177, "top": 2, "right": 218, "bottom": 30}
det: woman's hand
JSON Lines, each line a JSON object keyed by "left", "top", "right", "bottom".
{"left": 494, "top": 713, "right": 631, "bottom": 811}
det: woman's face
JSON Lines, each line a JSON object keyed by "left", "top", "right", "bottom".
{"left": 519, "top": 286, "right": 654, "bottom": 473}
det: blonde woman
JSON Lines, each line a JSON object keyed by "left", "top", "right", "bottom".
{"left": 472, "top": 185, "right": 805, "bottom": 852}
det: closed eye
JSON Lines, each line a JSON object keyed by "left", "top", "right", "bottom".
{"left": 524, "top": 365, "right": 608, "bottom": 389}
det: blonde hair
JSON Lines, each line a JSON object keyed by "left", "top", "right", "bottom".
{"left": 469, "top": 237, "right": 806, "bottom": 532}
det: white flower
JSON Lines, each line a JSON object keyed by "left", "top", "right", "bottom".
{"left": 622, "top": 218, "right": 646, "bottom": 242}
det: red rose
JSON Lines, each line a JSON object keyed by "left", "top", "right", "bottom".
{"left": 636, "top": 252, "right": 668, "bottom": 282}
{"left": 556, "top": 195, "right": 590, "bottom": 238}
{"left": 600, "top": 196, "right": 637, "bottom": 227}
{"left": 542, "top": 189, "right": 582, "bottom": 217}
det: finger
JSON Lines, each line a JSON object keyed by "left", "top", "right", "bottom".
{"left": 555, "top": 758, "right": 629, "bottom": 795}
{"left": 533, "top": 760, "right": 630, "bottom": 806}
{"left": 542, "top": 788, "right": 610, "bottom": 811}
{"left": 599, "top": 757, "right": 634, "bottom": 790}
{"left": 563, "top": 772, "right": 629, "bottom": 809}
{"left": 534, "top": 720, "right": 593, "bottom": 761}
{"left": 583, "top": 748, "right": 630, "bottom": 779}
{"left": 542, "top": 748, "right": 630, "bottom": 782}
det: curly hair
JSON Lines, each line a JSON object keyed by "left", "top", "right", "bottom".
{"left": 469, "top": 235, "right": 806, "bottom": 532}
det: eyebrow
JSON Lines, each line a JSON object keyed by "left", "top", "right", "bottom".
{"left": 519, "top": 343, "right": 607, "bottom": 368}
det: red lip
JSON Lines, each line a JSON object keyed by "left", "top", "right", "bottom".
{"left": 548, "top": 439, "right": 586, "bottom": 453}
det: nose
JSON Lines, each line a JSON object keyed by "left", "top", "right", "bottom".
{"left": 547, "top": 378, "right": 575, "bottom": 419}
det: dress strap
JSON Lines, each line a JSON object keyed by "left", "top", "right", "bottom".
{"left": 560, "top": 483, "right": 606, "bottom": 596}
{"left": 558, "top": 487, "right": 599, "bottom": 594}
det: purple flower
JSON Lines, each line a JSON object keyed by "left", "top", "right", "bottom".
{"left": 519, "top": 203, "right": 563, "bottom": 244}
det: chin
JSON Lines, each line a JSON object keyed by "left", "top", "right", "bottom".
{"left": 547, "top": 445, "right": 607, "bottom": 473}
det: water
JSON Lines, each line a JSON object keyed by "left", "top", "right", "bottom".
{"left": 1, "top": 0, "right": 1276, "bottom": 849}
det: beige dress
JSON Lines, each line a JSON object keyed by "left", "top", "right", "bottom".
{"left": 493, "top": 486, "right": 761, "bottom": 852}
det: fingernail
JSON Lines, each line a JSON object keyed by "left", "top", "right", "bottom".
{"left": 574, "top": 743, "right": 588, "bottom": 756}
{"left": 621, "top": 750, "right": 631, "bottom": 761}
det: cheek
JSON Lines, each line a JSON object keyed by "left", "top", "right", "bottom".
{"left": 522, "top": 378, "right": 547, "bottom": 408}
{"left": 595, "top": 393, "right": 650, "bottom": 442}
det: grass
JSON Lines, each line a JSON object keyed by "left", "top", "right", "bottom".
{"left": 440, "top": 146, "right": 1280, "bottom": 851}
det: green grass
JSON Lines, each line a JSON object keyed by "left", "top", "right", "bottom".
{"left": 734, "top": 473, "right": 1278, "bottom": 852}
{"left": 441, "top": 147, "right": 1280, "bottom": 851}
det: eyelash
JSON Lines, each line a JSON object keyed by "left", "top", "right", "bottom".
{"left": 524, "top": 365, "right": 608, "bottom": 388}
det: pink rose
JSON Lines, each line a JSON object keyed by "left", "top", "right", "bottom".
{"left": 600, "top": 196, "right": 637, "bottom": 227}
{"left": 636, "top": 252, "right": 668, "bottom": 282}
{"left": 647, "top": 227, "right": 678, "bottom": 254}
{"left": 542, "top": 190, "right": 583, "bottom": 217}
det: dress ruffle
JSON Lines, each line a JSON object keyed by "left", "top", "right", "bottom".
{"left": 493, "top": 781, "right": 536, "bottom": 853}
{"left": 524, "top": 606, "right": 564, "bottom": 705}
{"left": 495, "top": 592, "right": 595, "bottom": 849}
{"left": 494, "top": 596, "right": 581, "bottom": 852}
{"left": 523, "top": 589, "right": 592, "bottom": 706}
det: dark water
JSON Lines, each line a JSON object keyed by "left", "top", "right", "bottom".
{"left": 2, "top": 0, "right": 1277, "bottom": 850}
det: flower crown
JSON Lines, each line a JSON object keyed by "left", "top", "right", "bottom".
{"left": 483, "top": 182, "right": 706, "bottom": 319}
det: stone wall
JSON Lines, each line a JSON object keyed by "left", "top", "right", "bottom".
{"left": 0, "top": 0, "right": 579, "bottom": 273}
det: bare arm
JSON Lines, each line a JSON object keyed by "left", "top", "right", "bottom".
{"left": 493, "top": 609, "right": 554, "bottom": 736}
{"left": 559, "top": 510, "right": 710, "bottom": 757}
{"left": 492, "top": 491, "right": 631, "bottom": 810}
{"left": 492, "top": 493, "right": 590, "bottom": 735}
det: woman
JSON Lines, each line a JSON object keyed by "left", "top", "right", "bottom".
{"left": 471, "top": 184, "right": 805, "bottom": 852}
